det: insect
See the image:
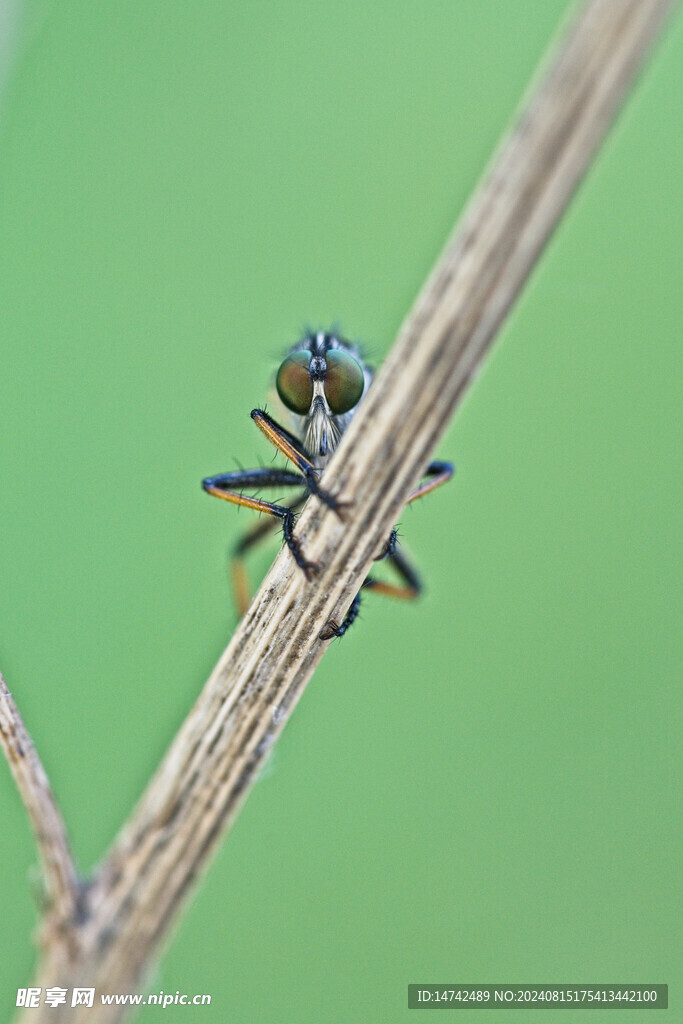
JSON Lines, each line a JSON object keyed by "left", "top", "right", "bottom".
{"left": 202, "top": 330, "right": 453, "bottom": 639}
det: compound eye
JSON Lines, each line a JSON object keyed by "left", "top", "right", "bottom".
{"left": 276, "top": 351, "right": 313, "bottom": 414}
{"left": 324, "top": 350, "right": 365, "bottom": 414}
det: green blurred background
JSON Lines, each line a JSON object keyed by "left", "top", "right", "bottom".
{"left": 0, "top": 2, "right": 680, "bottom": 1021}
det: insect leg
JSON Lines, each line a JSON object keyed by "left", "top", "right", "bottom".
{"left": 351, "top": 460, "right": 450, "bottom": 602}
{"left": 319, "top": 535, "right": 423, "bottom": 640}
{"left": 203, "top": 467, "right": 304, "bottom": 494}
{"left": 352, "top": 460, "right": 451, "bottom": 601}
{"left": 319, "top": 590, "right": 362, "bottom": 641}
{"left": 251, "top": 409, "right": 347, "bottom": 517}
{"left": 230, "top": 491, "right": 307, "bottom": 615}
{"left": 406, "top": 460, "right": 454, "bottom": 504}
{"left": 202, "top": 468, "right": 318, "bottom": 578}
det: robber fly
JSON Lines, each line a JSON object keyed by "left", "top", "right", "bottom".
{"left": 202, "top": 330, "right": 453, "bottom": 639}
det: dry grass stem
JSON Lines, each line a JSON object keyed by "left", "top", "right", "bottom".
{"left": 0, "top": 674, "right": 79, "bottom": 940}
